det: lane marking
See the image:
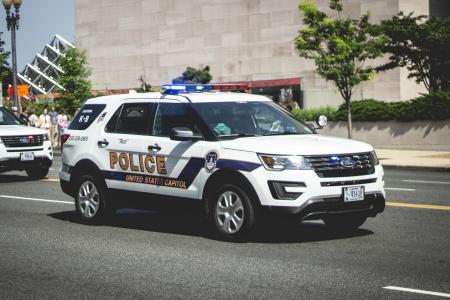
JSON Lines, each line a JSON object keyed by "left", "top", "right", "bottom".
{"left": 42, "top": 178, "right": 60, "bottom": 182}
{"left": 385, "top": 187, "right": 416, "bottom": 192}
{"left": 0, "top": 195, "right": 73, "bottom": 205}
{"left": 383, "top": 286, "right": 450, "bottom": 298}
{"left": 386, "top": 202, "right": 450, "bottom": 211}
{"left": 402, "top": 179, "right": 450, "bottom": 185}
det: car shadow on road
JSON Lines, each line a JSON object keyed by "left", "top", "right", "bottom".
{"left": 48, "top": 208, "right": 373, "bottom": 244}
{"left": 0, "top": 174, "right": 33, "bottom": 183}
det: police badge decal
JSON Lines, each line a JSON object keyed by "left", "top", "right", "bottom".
{"left": 205, "top": 151, "right": 219, "bottom": 173}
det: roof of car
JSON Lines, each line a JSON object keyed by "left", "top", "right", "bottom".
{"left": 85, "top": 91, "right": 272, "bottom": 105}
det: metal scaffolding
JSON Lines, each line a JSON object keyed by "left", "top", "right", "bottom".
{"left": 18, "top": 34, "right": 74, "bottom": 95}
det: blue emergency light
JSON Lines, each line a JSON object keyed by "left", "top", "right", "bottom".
{"left": 161, "top": 84, "right": 214, "bottom": 94}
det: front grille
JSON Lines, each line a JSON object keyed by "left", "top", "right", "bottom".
{"left": 321, "top": 178, "right": 377, "bottom": 187}
{"left": 1, "top": 135, "right": 44, "bottom": 148}
{"left": 306, "top": 152, "right": 375, "bottom": 178}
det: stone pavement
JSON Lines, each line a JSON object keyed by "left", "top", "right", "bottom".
{"left": 376, "top": 149, "right": 450, "bottom": 170}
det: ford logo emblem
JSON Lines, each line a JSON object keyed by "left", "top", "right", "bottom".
{"left": 340, "top": 157, "right": 356, "bottom": 168}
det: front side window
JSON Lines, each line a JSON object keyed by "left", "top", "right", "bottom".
{"left": 0, "top": 108, "right": 21, "bottom": 125}
{"left": 153, "top": 103, "right": 201, "bottom": 137}
{"left": 193, "top": 101, "right": 314, "bottom": 138}
{"left": 106, "top": 103, "right": 154, "bottom": 135}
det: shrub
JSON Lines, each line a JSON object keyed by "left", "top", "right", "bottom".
{"left": 293, "top": 92, "right": 450, "bottom": 122}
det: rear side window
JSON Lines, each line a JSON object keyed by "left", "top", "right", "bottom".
{"left": 106, "top": 103, "right": 154, "bottom": 135}
{"left": 69, "top": 104, "right": 106, "bottom": 130}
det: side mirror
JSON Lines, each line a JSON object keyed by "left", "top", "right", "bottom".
{"left": 315, "top": 115, "right": 327, "bottom": 128}
{"left": 170, "top": 127, "right": 203, "bottom": 141}
{"left": 19, "top": 117, "right": 28, "bottom": 125}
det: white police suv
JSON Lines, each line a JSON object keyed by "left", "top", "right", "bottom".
{"left": 59, "top": 84, "right": 385, "bottom": 239}
{"left": 0, "top": 107, "right": 53, "bottom": 179}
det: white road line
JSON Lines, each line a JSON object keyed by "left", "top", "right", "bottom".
{"left": 383, "top": 286, "right": 450, "bottom": 298}
{"left": 402, "top": 179, "right": 450, "bottom": 185}
{"left": 0, "top": 195, "right": 73, "bottom": 205}
{"left": 385, "top": 187, "right": 416, "bottom": 191}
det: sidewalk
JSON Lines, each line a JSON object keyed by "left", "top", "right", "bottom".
{"left": 376, "top": 149, "right": 450, "bottom": 171}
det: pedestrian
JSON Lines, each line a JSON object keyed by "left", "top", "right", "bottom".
{"left": 57, "top": 109, "right": 68, "bottom": 147}
{"left": 49, "top": 106, "right": 59, "bottom": 147}
{"left": 38, "top": 108, "right": 51, "bottom": 137}
{"left": 27, "top": 109, "right": 38, "bottom": 127}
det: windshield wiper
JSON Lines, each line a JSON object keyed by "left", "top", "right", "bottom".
{"left": 263, "top": 132, "right": 305, "bottom": 136}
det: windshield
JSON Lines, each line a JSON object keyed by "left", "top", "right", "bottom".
{"left": 193, "top": 101, "right": 314, "bottom": 138}
{"left": 0, "top": 107, "right": 21, "bottom": 125}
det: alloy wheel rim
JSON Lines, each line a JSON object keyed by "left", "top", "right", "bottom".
{"left": 78, "top": 181, "right": 99, "bottom": 218}
{"left": 215, "top": 190, "right": 244, "bottom": 234}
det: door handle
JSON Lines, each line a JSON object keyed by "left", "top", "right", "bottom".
{"left": 148, "top": 143, "right": 161, "bottom": 151}
{"left": 97, "top": 139, "right": 109, "bottom": 147}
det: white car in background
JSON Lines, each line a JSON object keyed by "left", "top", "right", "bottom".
{"left": 0, "top": 107, "right": 53, "bottom": 179}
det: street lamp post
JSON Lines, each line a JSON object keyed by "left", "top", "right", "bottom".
{"left": 3, "top": 0, "right": 22, "bottom": 111}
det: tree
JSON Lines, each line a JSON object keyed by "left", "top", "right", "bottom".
{"left": 376, "top": 13, "right": 450, "bottom": 93}
{"left": 172, "top": 65, "right": 212, "bottom": 84}
{"left": 0, "top": 32, "right": 11, "bottom": 97}
{"left": 57, "top": 47, "right": 92, "bottom": 115}
{"left": 295, "top": 0, "right": 385, "bottom": 138}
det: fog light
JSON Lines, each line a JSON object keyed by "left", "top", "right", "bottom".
{"left": 268, "top": 181, "right": 306, "bottom": 200}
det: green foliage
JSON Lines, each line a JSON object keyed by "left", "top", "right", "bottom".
{"left": 295, "top": 0, "right": 385, "bottom": 104}
{"left": 57, "top": 47, "right": 92, "bottom": 115}
{"left": 292, "top": 106, "right": 337, "bottom": 122}
{"left": 376, "top": 13, "right": 450, "bottom": 92}
{"left": 0, "top": 32, "right": 10, "bottom": 82}
{"left": 137, "top": 76, "right": 151, "bottom": 93}
{"left": 295, "top": 93, "right": 450, "bottom": 122}
{"left": 172, "top": 66, "right": 212, "bottom": 84}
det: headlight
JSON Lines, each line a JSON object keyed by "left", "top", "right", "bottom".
{"left": 371, "top": 150, "right": 379, "bottom": 165}
{"left": 258, "top": 154, "right": 311, "bottom": 171}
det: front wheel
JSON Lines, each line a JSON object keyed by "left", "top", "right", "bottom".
{"left": 26, "top": 166, "right": 49, "bottom": 180}
{"left": 75, "top": 175, "right": 112, "bottom": 223}
{"left": 208, "top": 183, "right": 256, "bottom": 240}
{"left": 323, "top": 214, "right": 367, "bottom": 232}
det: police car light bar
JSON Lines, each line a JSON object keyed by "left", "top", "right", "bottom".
{"left": 161, "top": 84, "right": 249, "bottom": 94}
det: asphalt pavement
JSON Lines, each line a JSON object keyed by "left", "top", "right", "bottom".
{"left": 0, "top": 157, "right": 449, "bottom": 299}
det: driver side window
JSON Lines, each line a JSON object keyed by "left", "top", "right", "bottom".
{"left": 153, "top": 103, "right": 201, "bottom": 137}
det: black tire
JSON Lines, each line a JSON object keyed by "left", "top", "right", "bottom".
{"left": 323, "top": 214, "right": 367, "bottom": 232}
{"left": 207, "top": 183, "right": 257, "bottom": 241}
{"left": 74, "top": 174, "right": 113, "bottom": 224}
{"left": 26, "top": 166, "right": 49, "bottom": 180}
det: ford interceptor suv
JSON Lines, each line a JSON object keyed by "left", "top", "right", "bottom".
{"left": 59, "top": 84, "right": 385, "bottom": 240}
{"left": 0, "top": 107, "right": 53, "bottom": 179}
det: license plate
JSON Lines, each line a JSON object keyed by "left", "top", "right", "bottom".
{"left": 20, "top": 152, "right": 34, "bottom": 161}
{"left": 343, "top": 186, "right": 364, "bottom": 202}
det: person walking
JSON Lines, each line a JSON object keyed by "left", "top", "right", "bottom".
{"left": 48, "top": 106, "right": 59, "bottom": 147}
{"left": 57, "top": 109, "right": 68, "bottom": 147}
{"left": 27, "top": 109, "right": 38, "bottom": 127}
{"left": 38, "top": 108, "right": 51, "bottom": 137}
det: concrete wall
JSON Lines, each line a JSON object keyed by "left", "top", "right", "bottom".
{"left": 320, "top": 121, "right": 450, "bottom": 151}
{"left": 75, "top": 0, "right": 430, "bottom": 104}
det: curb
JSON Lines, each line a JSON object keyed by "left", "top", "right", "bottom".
{"left": 382, "top": 165, "right": 450, "bottom": 172}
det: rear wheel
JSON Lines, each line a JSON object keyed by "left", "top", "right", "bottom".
{"left": 208, "top": 183, "right": 257, "bottom": 240}
{"left": 75, "top": 175, "right": 113, "bottom": 223}
{"left": 323, "top": 214, "right": 367, "bottom": 232}
{"left": 26, "top": 166, "right": 49, "bottom": 180}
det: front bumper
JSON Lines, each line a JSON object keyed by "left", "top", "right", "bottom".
{"left": 266, "top": 193, "right": 385, "bottom": 220}
{"left": 244, "top": 164, "right": 386, "bottom": 218}
{"left": 0, "top": 142, "right": 53, "bottom": 173}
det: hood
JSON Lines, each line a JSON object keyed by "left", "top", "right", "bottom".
{"left": 0, "top": 125, "right": 46, "bottom": 136}
{"left": 220, "top": 134, "right": 373, "bottom": 155}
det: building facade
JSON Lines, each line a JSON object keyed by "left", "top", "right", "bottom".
{"left": 75, "top": 0, "right": 447, "bottom": 108}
